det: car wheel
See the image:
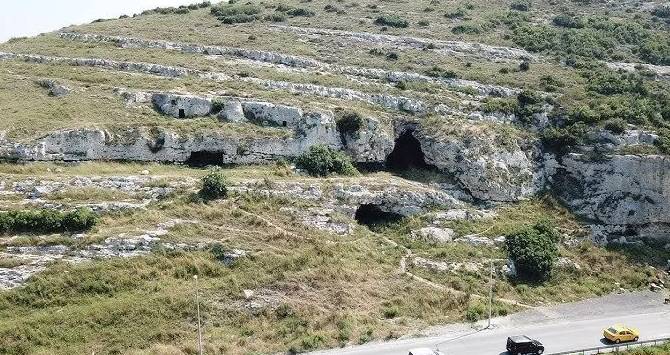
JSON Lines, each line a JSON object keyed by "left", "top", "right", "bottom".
{"left": 634, "top": 337, "right": 639, "bottom": 342}
{"left": 537, "top": 350, "right": 544, "bottom": 354}
{"left": 615, "top": 339, "right": 621, "bottom": 344}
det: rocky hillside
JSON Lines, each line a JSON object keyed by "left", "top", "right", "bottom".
{"left": 0, "top": 0, "right": 669, "bottom": 354}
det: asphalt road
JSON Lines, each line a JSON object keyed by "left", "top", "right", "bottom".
{"left": 310, "top": 291, "right": 670, "bottom": 355}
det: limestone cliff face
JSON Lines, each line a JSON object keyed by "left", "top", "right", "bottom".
{"left": 417, "top": 124, "right": 546, "bottom": 202}
{"left": 2, "top": 110, "right": 670, "bottom": 244}
{"left": 549, "top": 153, "right": 670, "bottom": 242}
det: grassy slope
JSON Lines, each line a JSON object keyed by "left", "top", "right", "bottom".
{"left": 0, "top": 164, "right": 668, "bottom": 353}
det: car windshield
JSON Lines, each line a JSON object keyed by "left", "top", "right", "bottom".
{"left": 608, "top": 328, "right": 618, "bottom": 333}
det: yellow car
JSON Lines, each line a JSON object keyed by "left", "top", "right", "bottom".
{"left": 603, "top": 324, "right": 640, "bottom": 344}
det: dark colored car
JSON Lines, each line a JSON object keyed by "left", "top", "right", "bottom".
{"left": 506, "top": 335, "right": 545, "bottom": 355}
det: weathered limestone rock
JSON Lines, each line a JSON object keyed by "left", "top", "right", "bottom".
{"left": 410, "top": 227, "right": 455, "bottom": 244}
{"left": 413, "top": 257, "right": 482, "bottom": 274}
{"left": 340, "top": 116, "right": 394, "bottom": 163}
{"left": 418, "top": 123, "right": 545, "bottom": 202}
{"left": 216, "top": 100, "right": 247, "bottom": 123}
{"left": 242, "top": 101, "right": 303, "bottom": 128}
{"left": 152, "top": 93, "right": 212, "bottom": 118}
{"left": 550, "top": 153, "right": 670, "bottom": 242}
{"left": 37, "top": 79, "right": 71, "bottom": 97}
{"left": 454, "top": 234, "right": 495, "bottom": 247}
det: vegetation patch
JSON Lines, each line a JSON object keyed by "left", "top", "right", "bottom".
{"left": 374, "top": 15, "right": 409, "bottom": 28}
{"left": 199, "top": 169, "right": 229, "bottom": 201}
{"left": 211, "top": 3, "right": 263, "bottom": 24}
{"left": 0, "top": 208, "right": 97, "bottom": 235}
{"left": 295, "top": 145, "right": 358, "bottom": 177}
{"left": 506, "top": 220, "right": 560, "bottom": 282}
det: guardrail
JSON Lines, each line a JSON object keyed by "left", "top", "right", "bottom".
{"left": 549, "top": 337, "right": 670, "bottom": 355}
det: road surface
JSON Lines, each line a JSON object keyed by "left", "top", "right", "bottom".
{"left": 310, "top": 291, "right": 670, "bottom": 355}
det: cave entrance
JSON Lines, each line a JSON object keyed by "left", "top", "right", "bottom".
{"left": 386, "top": 130, "right": 429, "bottom": 171}
{"left": 178, "top": 109, "right": 186, "bottom": 119}
{"left": 186, "top": 151, "right": 224, "bottom": 167}
{"left": 354, "top": 204, "right": 404, "bottom": 229}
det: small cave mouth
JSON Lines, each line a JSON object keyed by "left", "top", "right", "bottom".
{"left": 386, "top": 130, "right": 429, "bottom": 171}
{"left": 354, "top": 204, "right": 404, "bottom": 228}
{"left": 178, "top": 109, "right": 186, "bottom": 119}
{"left": 186, "top": 151, "right": 224, "bottom": 167}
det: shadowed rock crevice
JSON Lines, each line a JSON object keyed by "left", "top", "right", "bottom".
{"left": 185, "top": 151, "right": 224, "bottom": 167}
{"left": 354, "top": 204, "right": 403, "bottom": 228}
{"left": 386, "top": 130, "right": 430, "bottom": 171}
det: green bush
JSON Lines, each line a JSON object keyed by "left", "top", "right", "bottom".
{"left": 603, "top": 118, "right": 627, "bottom": 134}
{"left": 336, "top": 111, "right": 364, "bottom": 139}
{"left": 515, "top": 90, "right": 544, "bottom": 124}
{"left": 295, "top": 145, "right": 358, "bottom": 177}
{"left": 265, "top": 13, "right": 287, "bottom": 22}
{"left": 655, "top": 128, "right": 670, "bottom": 154}
{"left": 445, "top": 8, "right": 467, "bottom": 19}
{"left": 482, "top": 97, "right": 518, "bottom": 114}
{"left": 425, "top": 66, "right": 458, "bottom": 79}
{"left": 374, "top": 15, "right": 409, "bottom": 28}
{"left": 0, "top": 208, "right": 97, "bottom": 235}
{"left": 519, "top": 60, "right": 530, "bottom": 71}
{"left": 286, "top": 7, "right": 315, "bottom": 17}
{"left": 552, "top": 14, "right": 585, "bottom": 28}
{"left": 510, "top": 0, "right": 531, "bottom": 11}
{"left": 211, "top": 3, "right": 262, "bottom": 23}
{"left": 541, "top": 122, "right": 589, "bottom": 153}
{"left": 506, "top": 220, "right": 560, "bottom": 281}
{"left": 452, "top": 23, "right": 482, "bottom": 34}
{"left": 199, "top": 169, "right": 229, "bottom": 200}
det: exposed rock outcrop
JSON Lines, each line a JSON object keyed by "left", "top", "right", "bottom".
{"left": 59, "top": 32, "right": 523, "bottom": 97}
{"left": 418, "top": 123, "right": 545, "bottom": 202}
{"left": 550, "top": 153, "right": 670, "bottom": 243}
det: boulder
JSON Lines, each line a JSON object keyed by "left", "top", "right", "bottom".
{"left": 410, "top": 227, "right": 455, "bottom": 244}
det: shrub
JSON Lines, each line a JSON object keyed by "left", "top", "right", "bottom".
{"left": 295, "top": 145, "right": 358, "bottom": 177}
{"left": 552, "top": 14, "right": 585, "bottom": 28}
{"left": 539, "top": 75, "right": 563, "bottom": 92}
{"left": 386, "top": 51, "right": 399, "bottom": 60}
{"left": 445, "top": 8, "right": 467, "bottom": 19}
{"left": 425, "top": 66, "right": 458, "bottom": 79}
{"left": 603, "top": 118, "right": 627, "bottom": 134}
{"left": 211, "top": 3, "right": 262, "bottom": 23}
{"left": 175, "top": 7, "right": 191, "bottom": 14}
{"left": 0, "top": 208, "right": 97, "bottom": 235}
{"left": 541, "top": 122, "right": 589, "bottom": 153}
{"left": 374, "top": 15, "right": 409, "bottom": 28}
{"left": 505, "top": 220, "right": 560, "bottom": 281}
{"left": 286, "top": 7, "right": 315, "bottom": 17}
{"left": 510, "top": 0, "right": 531, "bottom": 11}
{"left": 654, "top": 128, "right": 670, "bottom": 154}
{"left": 651, "top": 6, "right": 670, "bottom": 18}
{"left": 199, "top": 169, "right": 229, "bottom": 200}
{"left": 265, "top": 13, "right": 287, "bottom": 22}
{"left": 451, "top": 23, "right": 481, "bottom": 34}
{"left": 519, "top": 60, "right": 530, "bottom": 71}
{"left": 515, "top": 90, "right": 544, "bottom": 124}
{"left": 336, "top": 111, "right": 364, "bottom": 139}
{"left": 482, "top": 97, "right": 518, "bottom": 114}
{"left": 61, "top": 208, "right": 98, "bottom": 232}
{"left": 418, "top": 20, "right": 430, "bottom": 27}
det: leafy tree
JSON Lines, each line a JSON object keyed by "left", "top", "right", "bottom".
{"left": 506, "top": 220, "right": 560, "bottom": 281}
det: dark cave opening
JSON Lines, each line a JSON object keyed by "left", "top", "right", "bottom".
{"left": 185, "top": 151, "right": 224, "bottom": 167}
{"left": 178, "top": 109, "right": 186, "bottom": 119}
{"left": 354, "top": 204, "right": 404, "bottom": 228}
{"left": 386, "top": 130, "right": 429, "bottom": 171}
